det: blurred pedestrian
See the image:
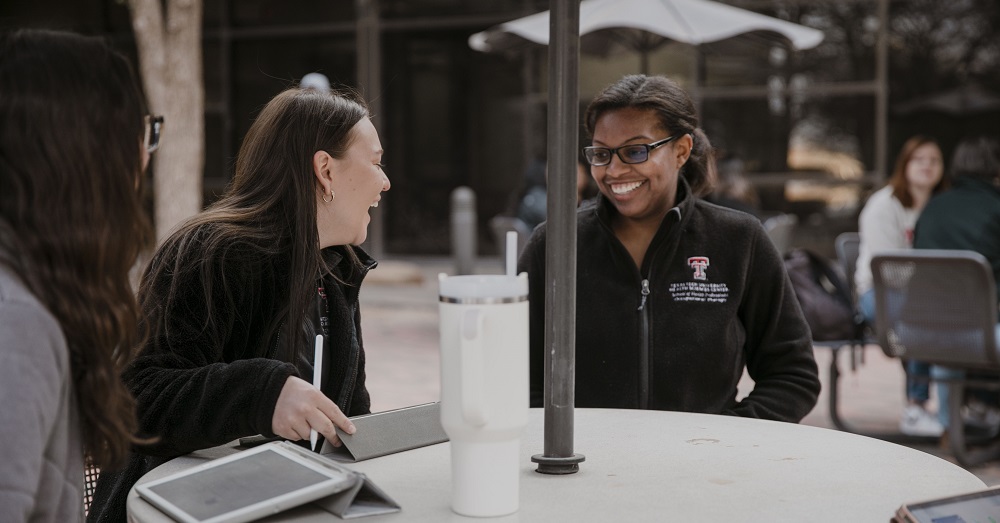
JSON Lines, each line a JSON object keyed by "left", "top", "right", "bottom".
{"left": 856, "top": 135, "right": 948, "bottom": 436}
{"left": 705, "top": 154, "right": 761, "bottom": 219}
{"left": 914, "top": 135, "right": 1000, "bottom": 435}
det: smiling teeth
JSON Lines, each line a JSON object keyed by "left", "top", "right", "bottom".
{"left": 370, "top": 202, "right": 379, "bottom": 208}
{"left": 611, "top": 181, "right": 643, "bottom": 195}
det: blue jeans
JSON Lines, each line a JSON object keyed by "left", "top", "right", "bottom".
{"left": 933, "top": 323, "right": 1000, "bottom": 428}
{"left": 861, "top": 289, "right": 932, "bottom": 404}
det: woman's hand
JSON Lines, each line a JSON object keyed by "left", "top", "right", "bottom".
{"left": 272, "top": 376, "right": 356, "bottom": 447}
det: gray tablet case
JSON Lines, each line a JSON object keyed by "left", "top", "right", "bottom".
{"left": 311, "top": 472, "right": 401, "bottom": 519}
{"left": 320, "top": 402, "right": 449, "bottom": 462}
{"left": 282, "top": 442, "right": 402, "bottom": 519}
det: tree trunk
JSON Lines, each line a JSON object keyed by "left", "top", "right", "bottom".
{"left": 130, "top": 0, "right": 204, "bottom": 243}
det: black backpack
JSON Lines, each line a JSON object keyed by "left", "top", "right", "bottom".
{"left": 782, "top": 248, "right": 863, "bottom": 341}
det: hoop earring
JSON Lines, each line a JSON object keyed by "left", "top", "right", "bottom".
{"left": 322, "top": 190, "right": 335, "bottom": 203}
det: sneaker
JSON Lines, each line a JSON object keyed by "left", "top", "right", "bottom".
{"left": 962, "top": 400, "right": 1000, "bottom": 436}
{"left": 900, "top": 405, "right": 944, "bottom": 437}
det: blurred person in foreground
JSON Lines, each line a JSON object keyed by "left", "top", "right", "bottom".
{"left": 517, "top": 74, "right": 820, "bottom": 421}
{"left": 855, "top": 135, "right": 948, "bottom": 437}
{"left": 88, "top": 87, "right": 391, "bottom": 521}
{"left": 0, "top": 29, "right": 153, "bottom": 522}
{"left": 913, "top": 135, "right": 1000, "bottom": 435}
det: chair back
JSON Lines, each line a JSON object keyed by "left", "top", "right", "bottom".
{"left": 763, "top": 213, "right": 798, "bottom": 254}
{"left": 871, "top": 250, "right": 999, "bottom": 368}
{"left": 835, "top": 232, "right": 861, "bottom": 303}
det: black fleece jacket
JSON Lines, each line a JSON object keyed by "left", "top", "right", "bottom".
{"left": 518, "top": 179, "right": 820, "bottom": 422}
{"left": 87, "top": 239, "right": 374, "bottom": 522}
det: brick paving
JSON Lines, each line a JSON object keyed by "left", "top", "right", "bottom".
{"left": 359, "top": 255, "right": 1000, "bottom": 487}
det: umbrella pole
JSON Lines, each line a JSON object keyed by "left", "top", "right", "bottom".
{"left": 531, "top": 0, "right": 585, "bottom": 476}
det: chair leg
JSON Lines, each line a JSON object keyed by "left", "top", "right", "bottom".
{"left": 825, "top": 344, "right": 939, "bottom": 443}
{"left": 947, "top": 381, "right": 1000, "bottom": 467}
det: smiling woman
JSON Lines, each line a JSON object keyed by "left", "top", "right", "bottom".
{"left": 88, "top": 87, "right": 390, "bottom": 521}
{"left": 517, "top": 74, "right": 820, "bottom": 424}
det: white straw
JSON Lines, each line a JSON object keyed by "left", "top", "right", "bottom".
{"left": 310, "top": 334, "right": 324, "bottom": 451}
{"left": 506, "top": 231, "right": 517, "bottom": 276}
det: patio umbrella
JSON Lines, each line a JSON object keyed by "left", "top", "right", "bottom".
{"left": 470, "top": 0, "right": 824, "bottom": 73}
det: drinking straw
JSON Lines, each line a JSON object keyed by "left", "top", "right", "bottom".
{"left": 506, "top": 231, "right": 517, "bottom": 276}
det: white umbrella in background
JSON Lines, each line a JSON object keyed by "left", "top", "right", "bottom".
{"left": 470, "top": 0, "right": 824, "bottom": 73}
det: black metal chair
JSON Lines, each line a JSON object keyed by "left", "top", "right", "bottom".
{"left": 819, "top": 233, "right": 942, "bottom": 443}
{"left": 872, "top": 249, "right": 1000, "bottom": 466}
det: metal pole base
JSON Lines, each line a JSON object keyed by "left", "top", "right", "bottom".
{"left": 531, "top": 453, "right": 586, "bottom": 475}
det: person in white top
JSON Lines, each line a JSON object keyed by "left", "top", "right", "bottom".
{"left": 856, "top": 135, "right": 948, "bottom": 437}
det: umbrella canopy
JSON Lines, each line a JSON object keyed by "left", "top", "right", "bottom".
{"left": 469, "top": 0, "right": 824, "bottom": 54}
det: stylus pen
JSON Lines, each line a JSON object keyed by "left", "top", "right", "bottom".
{"left": 310, "top": 334, "right": 324, "bottom": 451}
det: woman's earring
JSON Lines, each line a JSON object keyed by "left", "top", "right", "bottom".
{"left": 323, "top": 190, "right": 335, "bottom": 203}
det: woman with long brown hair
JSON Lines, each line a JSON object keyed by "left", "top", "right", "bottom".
{"left": 0, "top": 29, "right": 153, "bottom": 521}
{"left": 88, "top": 86, "right": 390, "bottom": 521}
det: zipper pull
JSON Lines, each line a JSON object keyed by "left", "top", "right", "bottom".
{"left": 638, "top": 279, "right": 650, "bottom": 311}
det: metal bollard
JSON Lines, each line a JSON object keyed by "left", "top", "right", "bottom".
{"left": 450, "top": 186, "right": 477, "bottom": 275}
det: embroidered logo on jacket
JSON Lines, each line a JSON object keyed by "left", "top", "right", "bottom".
{"left": 687, "top": 256, "right": 709, "bottom": 280}
{"left": 669, "top": 256, "right": 729, "bottom": 303}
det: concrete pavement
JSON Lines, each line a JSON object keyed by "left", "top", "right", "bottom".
{"left": 358, "top": 255, "right": 1000, "bottom": 487}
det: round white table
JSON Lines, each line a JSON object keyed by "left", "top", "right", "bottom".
{"left": 128, "top": 408, "right": 986, "bottom": 522}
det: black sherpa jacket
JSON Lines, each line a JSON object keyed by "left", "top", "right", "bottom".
{"left": 87, "top": 238, "right": 373, "bottom": 522}
{"left": 518, "top": 179, "right": 820, "bottom": 422}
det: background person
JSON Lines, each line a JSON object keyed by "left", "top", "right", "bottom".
{"left": 0, "top": 29, "right": 152, "bottom": 522}
{"left": 518, "top": 74, "right": 820, "bottom": 422}
{"left": 913, "top": 135, "right": 1000, "bottom": 435}
{"left": 855, "top": 135, "right": 948, "bottom": 437}
{"left": 704, "top": 153, "right": 761, "bottom": 219}
{"left": 88, "top": 87, "right": 390, "bottom": 521}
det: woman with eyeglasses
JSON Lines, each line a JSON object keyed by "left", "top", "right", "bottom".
{"left": 0, "top": 29, "right": 153, "bottom": 522}
{"left": 518, "top": 74, "right": 819, "bottom": 422}
{"left": 88, "top": 86, "right": 390, "bottom": 521}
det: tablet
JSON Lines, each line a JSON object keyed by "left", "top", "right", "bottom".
{"left": 136, "top": 441, "right": 355, "bottom": 523}
{"left": 896, "top": 486, "right": 1000, "bottom": 523}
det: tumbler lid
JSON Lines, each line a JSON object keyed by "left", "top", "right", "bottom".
{"left": 439, "top": 273, "right": 528, "bottom": 304}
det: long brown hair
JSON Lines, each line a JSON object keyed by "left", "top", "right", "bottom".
{"left": 138, "top": 88, "right": 369, "bottom": 361}
{"left": 585, "top": 74, "right": 716, "bottom": 196}
{"left": 888, "top": 135, "right": 949, "bottom": 208}
{"left": 0, "top": 29, "right": 151, "bottom": 468}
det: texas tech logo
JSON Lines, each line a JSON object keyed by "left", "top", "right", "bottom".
{"left": 687, "top": 256, "right": 709, "bottom": 280}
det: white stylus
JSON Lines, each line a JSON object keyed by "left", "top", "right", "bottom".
{"left": 310, "top": 334, "right": 324, "bottom": 451}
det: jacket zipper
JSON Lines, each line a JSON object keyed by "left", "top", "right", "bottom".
{"left": 638, "top": 278, "right": 650, "bottom": 409}
{"left": 337, "top": 258, "right": 376, "bottom": 414}
{"left": 266, "top": 322, "right": 284, "bottom": 360}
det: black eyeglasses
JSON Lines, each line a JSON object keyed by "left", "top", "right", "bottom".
{"left": 144, "top": 115, "right": 164, "bottom": 154}
{"left": 583, "top": 134, "right": 682, "bottom": 166}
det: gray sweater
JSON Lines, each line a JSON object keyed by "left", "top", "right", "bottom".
{"left": 0, "top": 266, "right": 84, "bottom": 522}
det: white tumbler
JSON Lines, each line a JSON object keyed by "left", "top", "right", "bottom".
{"left": 438, "top": 273, "right": 529, "bottom": 517}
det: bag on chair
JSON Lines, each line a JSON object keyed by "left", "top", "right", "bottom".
{"left": 783, "top": 248, "right": 861, "bottom": 341}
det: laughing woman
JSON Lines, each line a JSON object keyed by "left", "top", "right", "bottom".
{"left": 89, "top": 87, "right": 391, "bottom": 521}
{"left": 518, "top": 74, "right": 820, "bottom": 422}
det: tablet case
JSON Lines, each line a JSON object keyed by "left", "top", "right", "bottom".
{"left": 320, "top": 402, "right": 449, "bottom": 462}
{"left": 283, "top": 442, "right": 402, "bottom": 519}
{"left": 311, "top": 472, "right": 401, "bottom": 519}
